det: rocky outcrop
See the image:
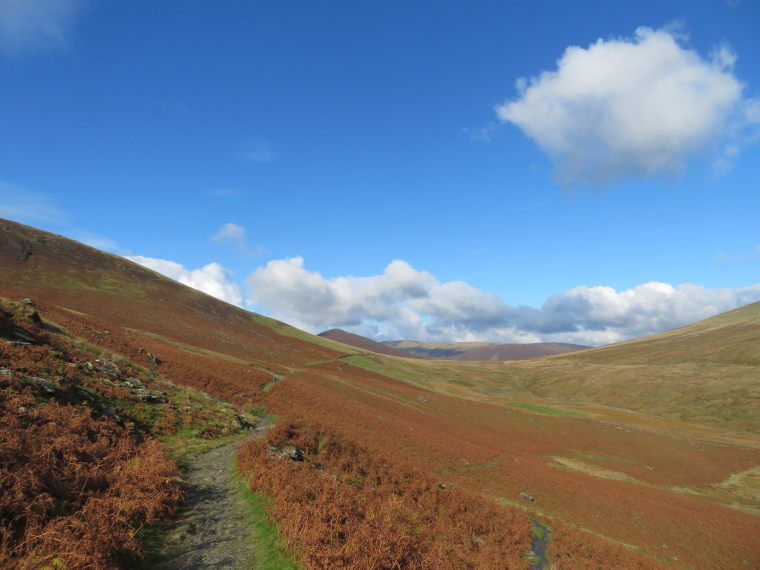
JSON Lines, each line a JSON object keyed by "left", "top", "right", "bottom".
{"left": 266, "top": 444, "right": 305, "bottom": 462}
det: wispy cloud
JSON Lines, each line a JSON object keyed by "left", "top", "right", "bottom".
{"left": 497, "top": 26, "right": 758, "bottom": 188}
{"left": 462, "top": 122, "right": 499, "bottom": 143}
{"left": 715, "top": 244, "right": 760, "bottom": 262}
{"left": 241, "top": 138, "right": 276, "bottom": 164}
{"left": 246, "top": 257, "right": 760, "bottom": 345}
{"left": 0, "top": 180, "right": 132, "bottom": 255}
{"left": 69, "top": 231, "right": 132, "bottom": 256}
{"left": 209, "top": 188, "right": 244, "bottom": 197}
{"left": 0, "top": 0, "right": 84, "bottom": 57}
{"left": 211, "top": 223, "right": 269, "bottom": 258}
{"left": 0, "top": 180, "right": 66, "bottom": 224}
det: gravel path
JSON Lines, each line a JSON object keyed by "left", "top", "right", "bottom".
{"left": 155, "top": 426, "right": 272, "bottom": 570}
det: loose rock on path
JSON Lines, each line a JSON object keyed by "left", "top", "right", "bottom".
{"left": 155, "top": 425, "right": 272, "bottom": 570}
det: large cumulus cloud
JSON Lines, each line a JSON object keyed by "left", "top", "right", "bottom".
{"left": 246, "top": 257, "right": 760, "bottom": 345}
{"left": 497, "top": 26, "right": 758, "bottom": 186}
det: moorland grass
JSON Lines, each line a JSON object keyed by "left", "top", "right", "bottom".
{"left": 507, "top": 401, "right": 583, "bottom": 416}
{"left": 232, "top": 475, "right": 301, "bottom": 570}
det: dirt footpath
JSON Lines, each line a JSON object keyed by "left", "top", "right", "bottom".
{"left": 156, "top": 426, "right": 272, "bottom": 570}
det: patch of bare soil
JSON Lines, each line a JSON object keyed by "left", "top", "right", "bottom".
{"left": 155, "top": 426, "right": 272, "bottom": 569}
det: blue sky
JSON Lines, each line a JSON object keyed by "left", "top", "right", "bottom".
{"left": 1, "top": 0, "right": 759, "bottom": 345}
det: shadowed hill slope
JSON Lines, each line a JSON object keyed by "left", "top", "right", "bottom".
{"left": 384, "top": 340, "right": 590, "bottom": 360}
{"left": 317, "top": 328, "right": 425, "bottom": 358}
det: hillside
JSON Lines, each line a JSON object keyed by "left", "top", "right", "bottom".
{"left": 384, "top": 339, "right": 590, "bottom": 360}
{"left": 317, "top": 328, "right": 424, "bottom": 358}
{"left": 361, "top": 300, "right": 760, "bottom": 439}
{"left": 1, "top": 218, "right": 759, "bottom": 569}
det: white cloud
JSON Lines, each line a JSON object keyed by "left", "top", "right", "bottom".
{"left": 247, "top": 258, "right": 436, "bottom": 335}
{"left": 212, "top": 222, "right": 246, "bottom": 249}
{"left": 0, "top": 0, "right": 83, "bottom": 57}
{"left": 211, "top": 222, "right": 269, "bottom": 257}
{"left": 246, "top": 257, "right": 760, "bottom": 345}
{"left": 496, "top": 26, "right": 756, "bottom": 187}
{"left": 241, "top": 138, "right": 275, "bottom": 164}
{"left": 126, "top": 255, "right": 245, "bottom": 308}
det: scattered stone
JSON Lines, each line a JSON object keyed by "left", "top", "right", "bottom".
{"left": 267, "top": 444, "right": 305, "bottom": 462}
{"left": 0, "top": 368, "right": 12, "bottom": 379}
{"left": 129, "top": 387, "right": 168, "bottom": 404}
{"left": 76, "top": 389, "right": 94, "bottom": 402}
{"left": 18, "top": 407, "right": 29, "bottom": 414}
{"left": 438, "top": 483, "right": 455, "bottom": 490}
{"left": 281, "top": 445, "right": 305, "bottom": 461}
{"left": 95, "top": 358, "right": 121, "bottom": 378}
{"left": 25, "top": 376, "right": 56, "bottom": 394}
{"left": 471, "top": 535, "right": 485, "bottom": 548}
{"left": 13, "top": 329, "right": 35, "bottom": 343}
{"left": 460, "top": 458, "right": 471, "bottom": 466}
{"left": 520, "top": 492, "right": 535, "bottom": 502}
{"left": 234, "top": 415, "right": 257, "bottom": 430}
{"left": 9, "top": 237, "right": 33, "bottom": 262}
{"left": 21, "top": 298, "right": 35, "bottom": 306}
{"left": 94, "top": 401, "right": 120, "bottom": 421}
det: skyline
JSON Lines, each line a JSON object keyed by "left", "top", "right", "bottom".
{"left": 1, "top": 0, "right": 759, "bottom": 345}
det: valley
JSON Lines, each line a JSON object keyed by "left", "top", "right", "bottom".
{"left": 1, "top": 219, "right": 759, "bottom": 569}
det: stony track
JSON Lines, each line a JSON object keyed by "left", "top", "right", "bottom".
{"left": 155, "top": 426, "right": 272, "bottom": 569}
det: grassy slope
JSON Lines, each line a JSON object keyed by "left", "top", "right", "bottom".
{"left": 510, "top": 301, "right": 760, "bottom": 434}
{"left": 351, "top": 302, "right": 760, "bottom": 439}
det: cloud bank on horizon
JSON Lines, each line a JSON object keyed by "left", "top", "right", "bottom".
{"left": 497, "top": 26, "right": 760, "bottom": 186}
{"left": 126, "top": 253, "right": 760, "bottom": 347}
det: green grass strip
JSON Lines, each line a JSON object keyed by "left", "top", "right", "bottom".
{"left": 232, "top": 475, "right": 301, "bottom": 570}
{"left": 507, "top": 402, "right": 583, "bottom": 417}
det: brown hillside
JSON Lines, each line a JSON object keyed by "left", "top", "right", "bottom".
{"left": 384, "top": 339, "right": 590, "bottom": 360}
{"left": 0, "top": 218, "right": 347, "bottom": 369}
{"left": 2, "top": 218, "right": 759, "bottom": 569}
{"left": 317, "top": 328, "right": 425, "bottom": 358}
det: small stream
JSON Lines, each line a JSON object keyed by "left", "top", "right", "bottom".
{"left": 529, "top": 519, "right": 551, "bottom": 570}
